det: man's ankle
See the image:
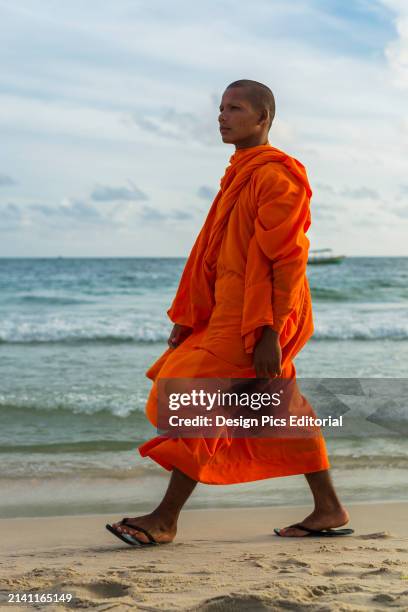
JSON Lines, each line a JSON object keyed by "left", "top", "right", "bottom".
{"left": 313, "top": 500, "right": 344, "bottom": 514}
{"left": 150, "top": 507, "right": 179, "bottom": 528}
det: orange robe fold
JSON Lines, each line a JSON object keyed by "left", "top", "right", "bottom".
{"left": 138, "top": 143, "right": 329, "bottom": 484}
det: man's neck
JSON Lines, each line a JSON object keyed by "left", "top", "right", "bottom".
{"left": 235, "top": 137, "right": 269, "bottom": 150}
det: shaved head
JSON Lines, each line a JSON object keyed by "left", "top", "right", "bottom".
{"left": 226, "top": 79, "right": 275, "bottom": 129}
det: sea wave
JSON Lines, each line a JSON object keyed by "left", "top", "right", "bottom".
{"left": 311, "top": 284, "right": 408, "bottom": 302}
{"left": 1, "top": 318, "right": 408, "bottom": 343}
{"left": 0, "top": 334, "right": 167, "bottom": 345}
{"left": 3, "top": 284, "right": 407, "bottom": 305}
{"left": 313, "top": 323, "right": 408, "bottom": 340}
{"left": 0, "top": 399, "right": 149, "bottom": 419}
{"left": 0, "top": 440, "right": 142, "bottom": 454}
{"left": 0, "top": 323, "right": 170, "bottom": 344}
{"left": 17, "top": 295, "right": 93, "bottom": 305}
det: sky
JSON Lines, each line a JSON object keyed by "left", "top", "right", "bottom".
{"left": 0, "top": 0, "right": 407, "bottom": 257}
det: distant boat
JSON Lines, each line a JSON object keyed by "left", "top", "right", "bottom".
{"left": 308, "top": 248, "right": 345, "bottom": 265}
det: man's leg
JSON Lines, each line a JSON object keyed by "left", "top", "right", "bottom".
{"left": 113, "top": 468, "right": 197, "bottom": 543}
{"left": 278, "top": 469, "right": 349, "bottom": 537}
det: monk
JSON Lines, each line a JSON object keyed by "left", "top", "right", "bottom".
{"left": 107, "top": 79, "right": 351, "bottom": 544}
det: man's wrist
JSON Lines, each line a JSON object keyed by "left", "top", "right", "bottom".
{"left": 262, "top": 325, "right": 279, "bottom": 339}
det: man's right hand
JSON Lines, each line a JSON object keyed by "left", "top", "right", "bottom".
{"left": 167, "top": 323, "right": 193, "bottom": 348}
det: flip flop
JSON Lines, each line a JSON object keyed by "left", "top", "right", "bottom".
{"left": 274, "top": 523, "right": 354, "bottom": 537}
{"left": 105, "top": 518, "right": 158, "bottom": 547}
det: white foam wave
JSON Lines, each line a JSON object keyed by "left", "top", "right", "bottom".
{"left": 0, "top": 316, "right": 170, "bottom": 343}
{"left": 1, "top": 302, "right": 408, "bottom": 343}
{"left": 0, "top": 390, "right": 149, "bottom": 418}
{"left": 313, "top": 322, "right": 408, "bottom": 340}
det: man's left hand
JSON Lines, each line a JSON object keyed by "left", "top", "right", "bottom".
{"left": 253, "top": 326, "right": 282, "bottom": 378}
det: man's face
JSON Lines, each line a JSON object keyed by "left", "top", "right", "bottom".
{"left": 218, "top": 88, "right": 265, "bottom": 146}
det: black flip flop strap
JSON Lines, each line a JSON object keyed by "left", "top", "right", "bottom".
{"left": 121, "top": 519, "right": 157, "bottom": 544}
{"left": 288, "top": 523, "right": 332, "bottom": 535}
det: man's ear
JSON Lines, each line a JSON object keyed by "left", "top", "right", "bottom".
{"left": 258, "top": 108, "right": 269, "bottom": 126}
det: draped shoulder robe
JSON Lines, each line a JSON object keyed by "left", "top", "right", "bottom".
{"left": 139, "top": 144, "right": 329, "bottom": 484}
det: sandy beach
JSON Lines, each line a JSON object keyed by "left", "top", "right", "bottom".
{"left": 1, "top": 502, "right": 408, "bottom": 611}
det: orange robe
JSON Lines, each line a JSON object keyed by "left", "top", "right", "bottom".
{"left": 139, "top": 143, "right": 329, "bottom": 484}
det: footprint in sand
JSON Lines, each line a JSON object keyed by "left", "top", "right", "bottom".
{"left": 316, "top": 544, "right": 336, "bottom": 553}
{"left": 70, "top": 580, "right": 131, "bottom": 600}
{"left": 360, "top": 566, "right": 396, "bottom": 578}
{"left": 311, "top": 583, "right": 365, "bottom": 596}
{"left": 372, "top": 593, "right": 396, "bottom": 603}
{"left": 323, "top": 564, "right": 365, "bottom": 577}
{"left": 382, "top": 558, "right": 406, "bottom": 566}
{"left": 277, "top": 557, "right": 311, "bottom": 574}
{"left": 279, "top": 557, "right": 310, "bottom": 568}
{"left": 196, "top": 594, "right": 274, "bottom": 611}
{"left": 357, "top": 531, "right": 392, "bottom": 540}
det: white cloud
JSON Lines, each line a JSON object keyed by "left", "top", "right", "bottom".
{"left": 0, "top": 203, "right": 22, "bottom": 231}
{"left": 197, "top": 186, "right": 217, "bottom": 200}
{"left": 91, "top": 183, "right": 148, "bottom": 202}
{"left": 380, "top": 0, "right": 408, "bottom": 88}
{"left": 0, "top": 174, "right": 16, "bottom": 187}
{"left": 0, "top": 0, "right": 407, "bottom": 255}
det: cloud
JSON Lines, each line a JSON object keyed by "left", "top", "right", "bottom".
{"left": 0, "top": 196, "right": 194, "bottom": 236}
{"left": 314, "top": 184, "right": 381, "bottom": 200}
{"left": 30, "top": 198, "right": 107, "bottom": 227}
{"left": 0, "top": 1, "right": 407, "bottom": 255}
{"left": 380, "top": 0, "right": 408, "bottom": 89}
{"left": 197, "top": 185, "right": 217, "bottom": 200}
{"left": 340, "top": 186, "right": 380, "bottom": 200}
{"left": 395, "top": 183, "right": 408, "bottom": 201}
{"left": 0, "top": 173, "right": 16, "bottom": 186}
{"left": 138, "top": 205, "right": 167, "bottom": 223}
{"left": 91, "top": 182, "right": 148, "bottom": 202}
{"left": 169, "top": 208, "right": 193, "bottom": 221}
{"left": 138, "top": 205, "right": 193, "bottom": 224}
{"left": 311, "top": 201, "right": 338, "bottom": 220}
{"left": 0, "top": 202, "right": 22, "bottom": 230}
{"left": 315, "top": 182, "right": 336, "bottom": 195}
{"left": 390, "top": 204, "right": 408, "bottom": 217}
{"left": 129, "top": 97, "right": 220, "bottom": 146}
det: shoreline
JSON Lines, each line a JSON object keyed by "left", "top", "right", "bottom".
{"left": 2, "top": 495, "right": 408, "bottom": 521}
{"left": 1, "top": 502, "right": 408, "bottom": 610}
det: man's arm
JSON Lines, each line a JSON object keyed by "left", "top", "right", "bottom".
{"left": 249, "top": 163, "right": 311, "bottom": 376}
{"left": 254, "top": 163, "right": 311, "bottom": 335}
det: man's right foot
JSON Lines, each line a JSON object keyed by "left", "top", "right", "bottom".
{"left": 276, "top": 505, "right": 350, "bottom": 537}
{"left": 111, "top": 513, "right": 177, "bottom": 544}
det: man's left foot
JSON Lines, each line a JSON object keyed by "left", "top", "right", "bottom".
{"left": 277, "top": 505, "right": 350, "bottom": 537}
{"left": 111, "top": 512, "right": 177, "bottom": 544}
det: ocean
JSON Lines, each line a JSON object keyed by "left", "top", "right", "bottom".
{"left": 0, "top": 257, "right": 407, "bottom": 518}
